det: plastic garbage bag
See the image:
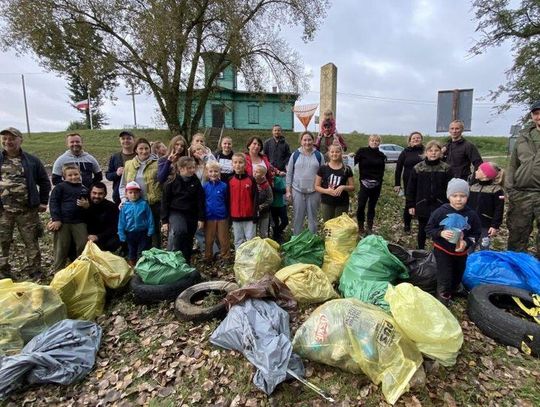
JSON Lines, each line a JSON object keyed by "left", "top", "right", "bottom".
{"left": 463, "top": 251, "right": 540, "bottom": 292}
{"left": 396, "top": 250, "right": 437, "bottom": 295}
{"left": 50, "top": 259, "right": 106, "bottom": 320}
{"left": 135, "top": 248, "right": 196, "bottom": 285}
{"left": 225, "top": 275, "right": 297, "bottom": 311}
{"left": 282, "top": 230, "right": 325, "bottom": 267}
{"left": 234, "top": 238, "right": 282, "bottom": 286}
{"left": 275, "top": 263, "right": 339, "bottom": 304}
{"left": 0, "top": 280, "right": 66, "bottom": 356}
{"left": 321, "top": 214, "right": 358, "bottom": 282}
{"left": 81, "top": 241, "right": 132, "bottom": 289}
{"left": 0, "top": 319, "right": 102, "bottom": 400}
{"left": 339, "top": 235, "right": 409, "bottom": 310}
{"left": 292, "top": 298, "right": 422, "bottom": 405}
{"left": 385, "top": 283, "right": 463, "bottom": 366}
{"left": 210, "top": 298, "right": 304, "bottom": 394}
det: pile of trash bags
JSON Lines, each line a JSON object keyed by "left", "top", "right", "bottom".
{"left": 50, "top": 241, "right": 132, "bottom": 320}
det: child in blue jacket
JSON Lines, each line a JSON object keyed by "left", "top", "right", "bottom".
{"left": 118, "top": 181, "right": 154, "bottom": 266}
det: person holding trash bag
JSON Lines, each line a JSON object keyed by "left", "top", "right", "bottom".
{"left": 394, "top": 131, "right": 424, "bottom": 233}
{"left": 425, "top": 178, "right": 481, "bottom": 305}
{"left": 286, "top": 131, "right": 325, "bottom": 235}
{"left": 353, "top": 134, "right": 385, "bottom": 235}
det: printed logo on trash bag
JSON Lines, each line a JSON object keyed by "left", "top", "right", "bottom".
{"left": 315, "top": 314, "right": 329, "bottom": 343}
{"left": 375, "top": 320, "right": 395, "bottom": 347}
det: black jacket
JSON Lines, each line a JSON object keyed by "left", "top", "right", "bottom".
{"left": 406, "top": 159, "right": 453, "bottom": 218}
{"left": 263, "top": 137, "right": 291, "bottom": 172}
{"left": 0, "top": 149, "right": 51, "bottom": 210}
{"left": 49, "top": 182, "right": 89, "bottom": 224}
{"left": 426, "top": 203, "right": 482, "bottom": 253}
{"left": 161, "top": 175, "right": 205, "bottom": 222}
{"left": 394, "top": 145, "right": 424, "bottom": 189}
{"left": 443, "top": 138, "right": 483, "bottom": 180}
{"left": 468, "top": 181, "right": 505, "bottom": 229}
{"left": 106, "top": 152, "right": 136, "bottom": 204}
{"left": 354, "top": 147, "right": 386, "bottom": 182}
{"left": 85, "top": 198, "right": 119, "bottom": 242}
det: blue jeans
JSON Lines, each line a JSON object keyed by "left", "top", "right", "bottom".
{"left": 126, "top": 230, "right": 151, "bottom": 262}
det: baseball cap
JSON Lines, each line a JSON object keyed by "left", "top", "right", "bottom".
{"left": 0, "top": 127, "right": 23, "bottom": 139}
{"left": 126, "top": 181, "right": 141, "bottom": 191}
{"left": 530, "top": 101, "right": 540, "bottom": 112}
{"left": 119, "top": 130, "right": 135, "bottom": 138}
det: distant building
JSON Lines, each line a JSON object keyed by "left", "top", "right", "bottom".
{"left": 178, "top": 53, "right": 298, "bottom": 130}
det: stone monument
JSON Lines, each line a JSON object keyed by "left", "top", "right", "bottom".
{"left": 320, "top": 63, "right": 337, "bottom": 118}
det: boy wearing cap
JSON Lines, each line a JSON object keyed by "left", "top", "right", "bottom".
{"left": 506, "top": 101, "right": 540, "bottom": 258}
{"left": 118, "top": 181, "right": 154, "bottom": 266}
{"left": 468, "top": 162, "right": 504, "bottom": 250}
{"left": 106, "top": 131, "right": 136, "bottom": 205}
{"left": 0, "top": 127, "right": 51, "bottom": 279}
{"left": 425, "top": 178, "right": 481, "bottom": 305}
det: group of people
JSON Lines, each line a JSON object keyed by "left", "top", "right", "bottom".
{"left": 0, "top": 104, "right": 539, "bottom": 303}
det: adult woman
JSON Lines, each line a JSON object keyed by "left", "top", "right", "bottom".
{"left": 394, "top": 131, "right": 425, "bottom": 232}
{"left": 286, "top": 131, "right": 324, "bottom": 235}
{"left": 151, "top": 141, "right": 167, "bottom": 159}
{"left": 354, "top": 134, "right": 386, "bottom": 234}
{"left": 244, "top": 136, "right": 274, "bottom": 185}
{"left": 119, "top": 138, "right": 162, "bottom": 247}
{"left": 157, "top": 135, "right": 188, "bottom": 184}
{"left": 315, "top": 144, "right": 355, "bottom": 222}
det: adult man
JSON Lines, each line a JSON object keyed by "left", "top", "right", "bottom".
{"left": 506, "top": 101, "right": 540, "bottom": 258}
{"left": 443, "top": 120, "right": 483, "bottom": 179}
{"left": 85, "top": 182, "right": 121, "bottom": 252}
{"left": 52, "top": 133, "right": 102, "bottom": 188}
{"left": 263, "top": 124, "right": 291, "bottom": 173}
{"left": 106, "top": 130, "right": 136, "bottom": 204}
{"left": 0, "top": 127, "right": 51, "bottom": 279}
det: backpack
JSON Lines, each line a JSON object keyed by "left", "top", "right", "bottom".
{"left": 292, "top": 149, "right": 322, "bottom": 166}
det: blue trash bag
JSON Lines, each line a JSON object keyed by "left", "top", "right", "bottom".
{"left": 463, "top": 251, "right": 540, "bottom": 292}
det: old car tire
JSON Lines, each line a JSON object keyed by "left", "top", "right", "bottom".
{"left": 175, "top": 281, "right": 239, "bottom": 322}
{"left": 131, "top": 271, "right": 201, "bottom": 305}
{"left": 467, "top": 284, "right": 540, "bottom": 356}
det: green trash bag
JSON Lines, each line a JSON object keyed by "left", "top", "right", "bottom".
{"left": 282, "top": 230, "right": 325, "bottom": 267}
{"left": 135, "top": 248, "right": 196, "bottom": 285}
{"left": 339, "top": 235, "right": 409, "bottom": 310}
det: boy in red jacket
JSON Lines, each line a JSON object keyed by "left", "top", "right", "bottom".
{"left": 229, "top": 153, "right": 258, "bottom": 248}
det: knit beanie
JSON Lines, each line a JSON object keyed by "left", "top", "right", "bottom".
{"left": 447, "top": 178, "right": 469, "bottom": 198}
{"left": 478, "top": 162, "right": 498, "bottom": 180}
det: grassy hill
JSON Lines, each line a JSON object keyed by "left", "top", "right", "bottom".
{"left": 21, "top": 128, "right": 510, "bottom": 167}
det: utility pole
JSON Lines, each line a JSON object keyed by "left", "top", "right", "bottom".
{"left": 21, "top": 74, "right": 30, "bottom": 136}
{"left": 87, "top": 92, "right": 93, "bottom": 130}
{"left": 127, "top": 83, "right": 138, "bottom": 128}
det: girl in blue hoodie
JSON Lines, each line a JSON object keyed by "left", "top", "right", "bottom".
{"left": 118, "top": 181, "right": 154, "bottom": 266}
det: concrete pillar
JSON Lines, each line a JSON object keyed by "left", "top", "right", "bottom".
{"left": 320, "top": 63, "right": 338, "bottom": 118}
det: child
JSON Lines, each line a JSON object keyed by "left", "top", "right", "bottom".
{"left": 48, "top": 164, "right": 89, "bottom": 271}
{"left": 203, "top": 161, "right": 231, "bottom": 263}
{"left": 253, "top": 165, "right": 273, "bottom": 238}
{"left": 315, "top": 144, "right": 355, "bottom": 222}
{"left": 468, "top": 162, "right": 504, "bottom": 250}
{"left": 315, "top": 110, "right": 347, "bottom": 156}
{"left": 270, "top": 173, "right": 289, "bottom": 243}
{"left": 425, "top": 178, "right": 481, "bottom": 305}
{"left": 161, "top": 157, "right": 205, "bottom": 264}
{"left": 229, "top": 153, "right": 258, "bottom": 248}
{"left": 118, "top": 181, "right": 154, "bottom": 267}
{"left": 191, "top": 133, "right": 216, "bottom": 162}
{"left": 214, "top": 136, "right": 234, "bottom": 182}
{"left": 406, "top": 140, "right": 453, "bottom": 249}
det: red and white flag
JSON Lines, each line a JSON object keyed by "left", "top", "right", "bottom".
{"left": 74, "top": 100, "right": 89, "bottom": 110}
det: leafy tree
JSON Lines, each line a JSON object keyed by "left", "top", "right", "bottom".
{"left": 67, "top": 74, "right": 108, "bottom": 129}
{"left": 0, "top": 0, "right": 329, "bottom": 139}
{"left": 471, "top": 0, "right": 540, "bottom": 114}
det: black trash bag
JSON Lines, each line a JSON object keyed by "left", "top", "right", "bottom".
{"left": 0, "top": 319, "right": 102, "bottom": 400}
{"left": 210, "top": 298, "right": 304, "bottom": 394}
{"left": 387, "top": 244, "right": 437, "bottom": 295}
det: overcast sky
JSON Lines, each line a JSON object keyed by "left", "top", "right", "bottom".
{"left": 0, "top": 0, "right": 525, "bottom": 136}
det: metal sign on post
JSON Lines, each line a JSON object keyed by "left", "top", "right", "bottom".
{"left": 436, "top": 89, "right": 473, "bottom": 132}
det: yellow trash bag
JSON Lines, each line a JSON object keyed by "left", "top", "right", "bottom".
{"left": 275, "top": 263, "right": 339, "bottom": 304}
{"left": 81, "top": 241, "right": 132, "bottom": 289}
{"left": 0, "top": 279, "right": 67, "bottom": 355}
{"left": 234, "top": 237, "right": 281, "bottom": 286}
{"left": 293, "top": 298, "right": 423, "bottom": 405}
{"left": 50, "top": 259, "right": 106, "bottom": 320}
{"left": 321, "top": 213, "right": 358, "bottom": 282}
{"left": 385, "top": 283, "right": 463, "bottom": 366}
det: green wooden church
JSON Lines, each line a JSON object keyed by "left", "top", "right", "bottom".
{"left": 178, "top": 54, "right": 298, "bottom": 130}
